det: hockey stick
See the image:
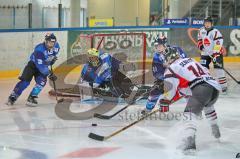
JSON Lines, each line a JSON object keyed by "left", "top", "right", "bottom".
{"left": 93, "top": 86, "right": 150, "bottom": 119}
{"left": 222, "top": 68, "right": 240, "bottom": 84}
{"left": 89, "top": 95, "right": 183, "bottom": 141}
{"left": 210, "top": 55, "right": 240, "bottom": 84}
{"left": 50, "top": 66, "right": 64, "bottom": 103}
{"left": 89, "top": 108, "right": 159, "bottom": 141}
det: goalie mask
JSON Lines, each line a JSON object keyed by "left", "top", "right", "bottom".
{"left": 87, "top": 48, "right": 100, "bottom": 67}
{"left": 45, "top": 33, "right": 56, "bottom": 50}
{"left": 153, "top": 35, "right": 168, "bottom": 53}
{"left": 163, "top": 47, "right": 180, "bottom": 65}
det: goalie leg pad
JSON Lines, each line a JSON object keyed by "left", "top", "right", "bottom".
{"left": 112, "top": 70, "right": 133, "bottom": 98}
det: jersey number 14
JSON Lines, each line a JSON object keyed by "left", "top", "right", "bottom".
{"left": 187, "top": 63, "right": 206, "bottom": 77}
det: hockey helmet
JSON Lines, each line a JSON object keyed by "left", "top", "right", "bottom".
{"left": 204, "top": 16, "right": 213, "bottom": 24}
{"left": 163, "top": 47, "right": 179, "bottom": 65}
{"left": 45, "top": 33, "right": 57, "bottom": 42}
{"left": 87, "top": 48, "right": 99, "bottom": 57}
{"left": 87, "top": 48, "right": 100, "bottom": 66}
{"left": 154, "top": 35, "right": 168, "bottom": 46}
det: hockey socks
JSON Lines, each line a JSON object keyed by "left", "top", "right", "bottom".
{"left": 203, "top": 106, "right": 221, "bottom": 138}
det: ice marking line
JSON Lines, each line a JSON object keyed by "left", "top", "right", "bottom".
{"left": 0, "top": 125, "right": 173, "bottom": 134}
{"left": 135, "top": 126, "right": 166, "bottom": 140}
{"left": 59, "top": 147, "right": 120, "bottom": 158}
{"left": 0, "top": 105, "right": 26, "bottom": 111}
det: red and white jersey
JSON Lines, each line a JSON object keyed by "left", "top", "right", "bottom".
{"left": 163, "top": 58, "right": 221, "bottom": 101}
{"left": 197, "top": 27, "right": 224, "bottom": 56}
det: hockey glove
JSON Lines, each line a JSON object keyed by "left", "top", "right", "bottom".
{"left": 159, "top": 99, "right": 170, "bottom": 112}
{"left": 212, "top": 53, "right": 220, "bottom": 63}
{"left": 48, "top": 73, "right": 57, "bottom": 81}
{"left": 211, "top": 53, "right": 223, "bottom": 68}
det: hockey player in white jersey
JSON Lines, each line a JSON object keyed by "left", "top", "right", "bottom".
{"left": 157, "top": 47, "right": 221, "bottom": 153}
{"left": 197, "top": 16, "right": 227, "bottom": 93}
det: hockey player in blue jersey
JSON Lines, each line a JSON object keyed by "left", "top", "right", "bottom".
{"left": 7, "top": 33, "right": 60, "bottom": 106}
{"left": 81, "top": 48, "right": 133, "bottom": 99}
{"left": 142, "top": 36, "right": 187, "bottom": 115}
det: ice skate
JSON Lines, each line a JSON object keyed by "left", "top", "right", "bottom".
{"left": 26, "top": 95, "right": 38, "bottom": 107}
{"left": 181, "top": 135, "right": 196, "bottom": 155}
{"left": 221, "top": 87, "right": 228, "bottom": 95}
{"left": 6, "top": 94, "right": 17, "bottom": 106}
{"left": 211, "top": 124, "right": 221, "bottom": 139}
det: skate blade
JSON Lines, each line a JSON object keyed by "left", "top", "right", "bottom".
{"left": 183, "top": 149, "right": 196, "bottom": 156}
{"left": 5, "top": 101, "right": 13, "bottom": 106}
{"left": 26, "top": 102, "right": 37, "bottom": 107}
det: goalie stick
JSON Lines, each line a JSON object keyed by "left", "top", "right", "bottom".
{"left": 93, "top": 86, "right": 150, "bottom": 119}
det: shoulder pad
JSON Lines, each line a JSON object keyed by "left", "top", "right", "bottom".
{"left": 212, "top": 28, "right": 219, "bottom": 32}
{"left": 54, "top": 42, "right": 60, "bottom": 48}
{"left": 34, "top": 43, "right": 45, "bottom": 52}
{"left": 171, "top": 45, "right": 179, "bottom": 49}
{"left": 100, "top": 53, "right": 110, "bottom": 60}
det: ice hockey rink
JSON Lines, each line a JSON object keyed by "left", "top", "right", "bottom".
{"left": 0, "top": 63, "right": 239, "bottom": 159}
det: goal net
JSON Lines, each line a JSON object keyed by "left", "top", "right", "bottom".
{"left": 49, "top": 32, "right": 147, "bottom": 98}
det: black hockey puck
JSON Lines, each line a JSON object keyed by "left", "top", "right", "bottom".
{"left": 92, "top": 123, "right": 97, "bottom": 126}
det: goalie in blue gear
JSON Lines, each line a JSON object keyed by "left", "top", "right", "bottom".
{"left": 7, "top": 33, "right": 60, "bottom": 106}
{"left": 81, "top": 48, "right": 134, "bottom": 99}
{"left": 142, "top": 35, "right": 187, "bottom": 115}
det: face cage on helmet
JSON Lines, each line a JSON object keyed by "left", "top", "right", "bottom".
{"left": 88, "top": 56, "right": 100, "bottom": 67}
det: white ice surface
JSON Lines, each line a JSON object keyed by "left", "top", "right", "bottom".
{"left": 0, "top": 78, "right": 240, "bottom": 159}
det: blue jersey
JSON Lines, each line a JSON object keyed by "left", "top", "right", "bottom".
{"left": 81, "top": 52, "right": 120, "bottom": 86}
{"left": 146, "top": 45, "right": 187, "bottom": 111}
{"left": 152, "top": 45, "right": 187, "bottom": 80}
{"left": 30, "top": 42, "right": 60, "bottom": 76}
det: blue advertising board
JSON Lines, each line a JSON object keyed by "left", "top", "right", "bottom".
{"left": 191, "top": 19, "right": 204, "bottom": 26}
{"left": 164, "top": 18, "right": 189, "bottom": 25}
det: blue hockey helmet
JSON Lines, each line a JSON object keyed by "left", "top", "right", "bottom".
{"left": 154, "top": 35, "right": 168, "bottom": 46}
{"left": 45, "top": 33, "right": 57, "bottom": 42}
